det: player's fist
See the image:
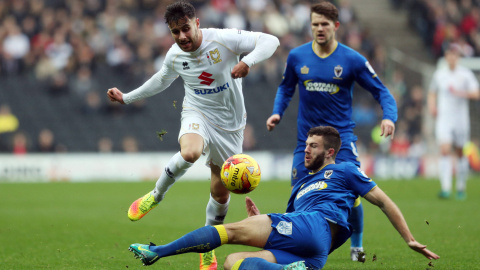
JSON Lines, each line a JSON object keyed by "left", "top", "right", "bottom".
{"left": 231, "top": 61, "right": 250, "bottom": 79}
{"left": 266, "top": 114, "right": 281, "bottom": 131}
{"left": 107, "top": 87, "right": 125, "bottom": 104}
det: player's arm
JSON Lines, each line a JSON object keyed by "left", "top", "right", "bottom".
{"left": 427, "top": 91, "right": 437, "bottom": 117}
{"left": 230, "top": 31, "right": 280, "bottom": 79}
{"left": 267, "top": 52, "right": 299, "bottom": 131}
{"left": 355, "top": 59, "right": 397, "bottom": 138}
{"left": 107, "top": 51, "right": 179, "bottom": 105}
{"left": 363, "top": 187, "right": 440, "bottom": 260}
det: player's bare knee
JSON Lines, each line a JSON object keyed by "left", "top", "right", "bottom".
{"left": 180, "top": 150, "right": 201, "bottom": 163}
{"left": 223, "top": 253, "right": 243, "bottom": 269}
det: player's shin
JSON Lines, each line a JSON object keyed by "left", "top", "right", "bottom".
{"left": 153, "top": 151, "right": 194, "bottom": 201}
{"left": 149, "top": 225, "right": 228, "bottom": 258}
{"left": 205, "top": 194, "right": 230, "bottom": 226}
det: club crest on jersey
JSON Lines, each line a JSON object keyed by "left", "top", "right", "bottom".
{"left": 301, "top": 65, "right": 309, "bottom": 74}
{"left": 189, "top": 123, "right": 200, "bottom": 130}
{"left": 296, "top": 181, "right": 328, "bottom": 199}
{"left": 209, "top": 49, "right": 222, "bottom": 64}
{"left": 324, "top": 170, "right": 333, "bottom": 179}
{"left": 292, "top": 168, "right": 298, "bottom": 179}
{"left": 334, "top": 65, "right": 343, "bottom": 79}
{"left": 183, "top": 61, "right": 190, "bottom": 70}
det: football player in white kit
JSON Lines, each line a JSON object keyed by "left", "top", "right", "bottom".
{"left": 107, "top": 2, "right": 279, "bottom": 269}
{"left": 428, "top": 44, "right": 480, "bottom": 200}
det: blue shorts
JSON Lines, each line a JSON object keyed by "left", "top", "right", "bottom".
{"left": 265, "top": 212, "right": 331, "bottom": 270}
{"left": 291, "top": 139, "right": 361, "bottom": 186}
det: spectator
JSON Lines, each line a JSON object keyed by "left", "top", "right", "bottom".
{"left": 98, "top": 137, "right": 114, "bottom": 153}
{"left": 0, "top": 104, "right": 19, "bottom": 134}
{"left": 12, "top": 131, "right": 28, "bottom": 155}
{"left": 35, "top": 128, "right": 56, "bottom": 153}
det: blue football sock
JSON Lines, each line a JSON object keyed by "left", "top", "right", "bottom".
{"left": 238, "top": 258, "right": 284, "bottom": 270}
{"left": 149, "top": 225, "right": 222, "bottom": 258}
{"left": 349, "top": 202, "right": 364, "bottom": 247}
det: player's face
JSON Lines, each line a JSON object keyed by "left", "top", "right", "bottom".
{"left": 169, "top": 17, "right": 201, "bottom": 52}
{"left": 310, "top": 13, "right": 339, "bottom": 47}
{"left": 445, "top": 49, "right": 459, "bottom": 69}
{"left": 304, "top": 135, "right": 327, "bottom": 171}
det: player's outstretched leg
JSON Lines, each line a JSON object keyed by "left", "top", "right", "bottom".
{"left": 128, "top": 152, "right": 194, "bottom": 221}
{"left": 349, "top": 197, "right": 365, "bottom": 261}
{"left": 128, "top": 243, "right": 160, "bottom": 266}
{"left": 230, "top": 258, "right": 308, "bottom": 270}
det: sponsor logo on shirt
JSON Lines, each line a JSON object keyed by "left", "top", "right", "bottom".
{"left": 194, "top": 82, "right": 230, "bottom": 95}
{"left": 296, "top": 181, "right": 328, "bottom": 199}
{"left": 198, "top": 72, "right": 215, "bottom": 86}
{"left": 182, "top": 61, "right": 190, "bottom": 70}
{"left": 303, "top": 80, "right": 340, "bottom": 94}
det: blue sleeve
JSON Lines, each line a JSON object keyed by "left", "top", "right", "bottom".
{"left": 354, "top": 56, "right": 398, "bottom": 123}
{"left": 272, "top": 52, "right": 299, "bottom": 118}
{"left": 344, "top": 163, "right": 377, "bottom": 197}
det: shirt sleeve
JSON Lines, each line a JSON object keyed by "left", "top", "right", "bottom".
{"left": 465, "top": 69, "right": 479, "bottom": 93}
{"left": 272, "top": 52, "right": 298, "bottom": 118}
{"left": 354, "top": 56, "right": 398, "bottom": 123}
{"left": 219, "top": 29, "right": 280, "bottom": 67}
{"left": 344, "top": 163, "right": 377, "bottom": 197}
{"left": 123, "top": 50, "right": 179, "bottom": 104}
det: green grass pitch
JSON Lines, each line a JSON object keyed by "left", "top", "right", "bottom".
{"left": 1, "top": 177, "right": 479, "bottom": 269}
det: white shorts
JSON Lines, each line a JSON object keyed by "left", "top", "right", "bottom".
{"left": 435, "top": 118, "right": 469, "bottom": 147}
{"left": 178, "top": 109, "right": 244, "bottom": 168}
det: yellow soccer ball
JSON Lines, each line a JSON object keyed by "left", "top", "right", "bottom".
{"left": 220, "top": 154, "right": 261, "bottom": 194}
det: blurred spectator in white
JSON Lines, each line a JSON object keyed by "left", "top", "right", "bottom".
{"left": 45, "top": 30, "right": 73, "bottom": 71}
{"left": 2, "top": 23, "right": 30, "bottom": 74}
{"left": 223, "top": 6, "right": 247, "bottom": 29}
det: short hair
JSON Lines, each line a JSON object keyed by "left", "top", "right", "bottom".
{"left": 311, "top": 1, "right": 339, "bottom": 22}
{"left": 307, "top": 126, "right": 342, "bottom": 158}
{"left": 165, "top": 1, "right": 196, "bottom": 25}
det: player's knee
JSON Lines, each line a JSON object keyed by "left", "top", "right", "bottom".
{"left": 223, "top": 253, "right": 243, "bottom": 270}
{"left": 180, "top": 150, "right": 201, "bottom": 163}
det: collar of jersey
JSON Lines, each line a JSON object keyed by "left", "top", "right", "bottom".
{"left": 311, "top": 41, "right": 338, "bottom": 59}
{"left": 308, "top": 162, "right": 335, "bottom": 175}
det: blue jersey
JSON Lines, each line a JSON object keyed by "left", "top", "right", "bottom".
{"left": 286, "top": 162, "right": 377, "bottom": 250}
{"left": 272, "top": 42, "right": 397, "bottom": 146}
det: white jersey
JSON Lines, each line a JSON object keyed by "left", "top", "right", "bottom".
{"left": 123, "top": 28, "right": 279, "bottom": 132}
{"left": 429, "top": 65, "right": 479, "bottom": 126}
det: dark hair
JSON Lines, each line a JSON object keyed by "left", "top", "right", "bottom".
{"left": 311, "top": 1, "right": 338, "bottom": 22}
{"left": 307, "top": 126, "right": 341, "bottom": 158}
{"left": 164, "top": 1, "right": 196, "bottom": 25}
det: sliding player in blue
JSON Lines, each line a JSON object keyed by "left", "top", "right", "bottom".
{"left": 128, "top": 126, "right": 438, "bottom": 269}
{"left": 266, "top": 1, "right": 397, "bottom": 261}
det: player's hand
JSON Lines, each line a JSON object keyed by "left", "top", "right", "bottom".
{"left": 107, "top": 87, "right": 125, "bottom": 104}
{"left": 231, "top": 61, "right": 250, "bottom": 79}
{"left": 266, "top": 114, "right": 281, "bottom": 131}
{"left": 407, "top": 240, "right": 440, "bottom": 260}
{"left": 380, "top": 119, "right": 395, "bottom": 139}
{"left": 245, "top": 196, "right": 260, "bottom": 217}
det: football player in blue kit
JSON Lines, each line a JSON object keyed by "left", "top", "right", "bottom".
{"left": 266, "top": 1, "right": 397, "bottom": 261}
{"left": 128, "top": 126, "right": 439, "bottom": 270}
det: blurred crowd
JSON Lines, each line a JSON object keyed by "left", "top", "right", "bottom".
{"left": 0, "top": 0, "right": 474, "bottom": 157}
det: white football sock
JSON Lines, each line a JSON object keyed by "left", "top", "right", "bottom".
{"left": 152, "top": 152, "right": 194, "bottom": 202}
{"left": 455, "top": 156, "right": 469, "bottom": 192}
{"left": 205, "top": 194, "right": 230, "bottom": 226}
{"left": 439, "top": 156, "right": 452, "bottom": 192}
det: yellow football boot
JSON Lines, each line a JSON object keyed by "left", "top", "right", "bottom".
{"left": 128, "top": 192, "right": 159, "bottom": 221}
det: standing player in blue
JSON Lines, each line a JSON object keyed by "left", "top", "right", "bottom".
{"left": 127, "top": 126, "right": 439, "bottom": 270}
{"left": 266, "top": 1, "right": 397, "bottom": 261}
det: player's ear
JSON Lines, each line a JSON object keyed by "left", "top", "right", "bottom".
{"left": 326, "top": 148, "right": 335, "bottom": 159}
